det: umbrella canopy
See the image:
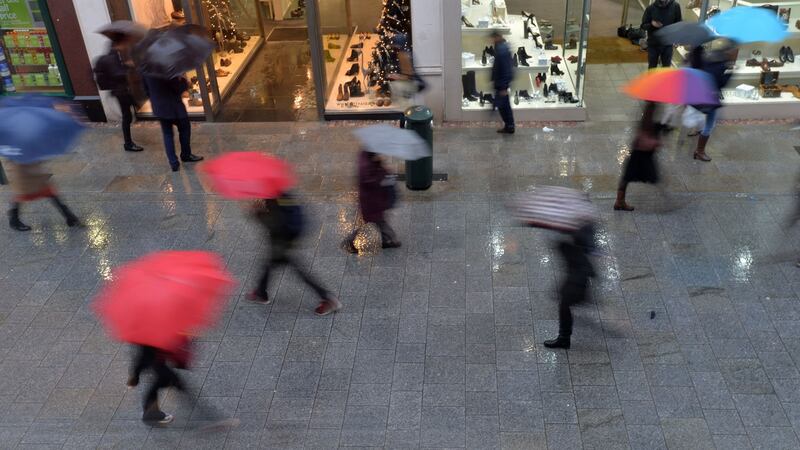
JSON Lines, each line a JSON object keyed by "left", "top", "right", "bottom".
{"left": 134, "top": 25, "right": 214, "bottom": 79}
{"left": 0, "top": 103, "right": 85, "bottom": 164}
{"left": 96, "top": 20, "right": 147, "bottom": 43}
{"left": 202, "top": 152, "right": 296, "bottom": 199}
{"left": 707, "top": 6, "right": 788, "bottom": 43}
{"left": 655, "top": 22, "right": 715, "bottom": 46}
{"left": 93, "top": 251, "right": 235, "bottom": 351}
{"left": 622, "top": 68, "right": 719, "bottom": 106}
{"left": 510, "top": 186, "right": 598, "bottom": 233}
{"left": 352, "top": 124, "right": 431, "bottom": 161}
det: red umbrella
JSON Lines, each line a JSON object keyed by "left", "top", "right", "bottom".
{"left": 202, "top": 152, "right": 296, "bottom": 199}
{"left": 93, "top": 251, "right": 235, "bottom": 351}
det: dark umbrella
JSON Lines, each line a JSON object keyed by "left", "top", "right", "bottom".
{"left": 134, "top": 25, "right": 214, "bottom": 79}
{"left": 96, "top": 20, "right": 147, "bottom": 43}
{"left": 655, "top": 22, "right": 715, "bottom": 46}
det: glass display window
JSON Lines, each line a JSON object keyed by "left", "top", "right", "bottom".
{"left": 0, "top": 0, "right": 70, "bottom": 96}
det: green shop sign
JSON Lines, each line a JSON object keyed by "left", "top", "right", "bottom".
{"left": 0, "top": 0, "right": 34, "bottom": 29}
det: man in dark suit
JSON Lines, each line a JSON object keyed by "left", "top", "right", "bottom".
{"left": 142, "top": 75, "right": 203, "bottom": 171}
{"left": 490, "top": 31, "right": 515, "bottom": 134}
{"left": 641, "top": 0, "right": 682, "bottom": 69}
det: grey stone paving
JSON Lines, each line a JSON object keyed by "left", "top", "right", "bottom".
{"left": 0, "top": 120, "right": 800, "bottom": 449}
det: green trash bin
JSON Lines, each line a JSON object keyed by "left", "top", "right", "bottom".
{"left": 403, "top": 105, "right": 433, "bottom": 190}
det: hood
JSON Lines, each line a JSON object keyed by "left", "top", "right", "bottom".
{"left": 655, "top": 0, "right": 674, "bottom": 7}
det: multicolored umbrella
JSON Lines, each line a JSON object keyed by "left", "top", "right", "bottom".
{"left": 93, "top": 251, "right": 235, "bottom": 351}
{"left": 707, "top": 6, "right": 788, "bottom": 44}
{"left": 202, "top": 152, "right": 296, "bottom": 199}
{"left": 510, "top": 186, "right": 598, "bottom": 233}
{"left": 622, "top": 68, "right": 719, "bottom": 106}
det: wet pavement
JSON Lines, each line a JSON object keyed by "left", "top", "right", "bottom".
{"left": 1, "top": 119, "right": 800, "bottom": 448}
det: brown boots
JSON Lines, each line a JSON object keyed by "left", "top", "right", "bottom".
{"left": 694, "top": 135, "right": 711, "bottom": 162}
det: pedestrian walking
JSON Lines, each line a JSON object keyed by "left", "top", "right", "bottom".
{"left": 7, "top": 161, "right": 80, "bottom": 231}
{"left": 247, "top": 193, "right": 342, "bottom": 316}
{"left": 490, "top": 30, "right": 515, "bottom": 134}
{"left": 614, "top": 101, "right": 663, "bottom": 212}
{"left": 642, "top": 0, "right": 682, "bottom": 69}
{"left": 142, "top": 74, "right": 203, "bottom": 171}
{"left": 127, "top": 342, "right": 188, "bottom": 424}
{"left": 343, "top": 150, "right": 401, "bottom": 253}
{"left": 388, "top": 33, "right": 426, "bottom": 114}
{"left": 691, "top": 39, "right": 736, "bottom": 162}
{"left": 93, "top": 36, "right": 144, "bottom": 152}
{"left": 543, "top": 223, "right": 597, "bottom": 349}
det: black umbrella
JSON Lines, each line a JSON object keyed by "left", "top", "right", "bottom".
{"left": 655, "top": 22, "right": 715, "bottom": 47}
{"left": 96, "top": 20, "right": 147, "bottom": 43}
{"left": 134, "top": 25, "right": 214, "bottom": 79}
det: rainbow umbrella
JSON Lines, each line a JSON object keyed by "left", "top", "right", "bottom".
{"left": 707, "top": 6, "right": 788, "bottom": 44}
{"left": 622, "top": 68, "right": 719, "bottom": 106}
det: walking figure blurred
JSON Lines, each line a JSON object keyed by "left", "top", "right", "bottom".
{"left": 491, "top": 30, "right": 515, "bottom": 134}
{"left": 690, "top": 39, "right": 736, "bottom": 162}
{"left": 127, "top": 341, "right": 189, "bottom": 424}
{"left": 543, "top": 224, "right": 597, "bottom": 349}
{"left": 247, "top": 193, "right": 342, "bottom": 315}
{"left": 7, "top": 161, "right": 80, "bottom": 231}
{"left": 94, "top": 35, "right": 144, "bottom": 152}
{"left": 614, "top": 101, "right": 663, "bottom": 212}
{"left": 343, "top": 150, "right": 401, "bottom": 253}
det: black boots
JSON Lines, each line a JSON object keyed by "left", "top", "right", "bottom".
{"left": 124, "top": 142, "right": 143, "bottom": 152}
{"left": 462, "top": 71, "right": 479, "bottom": 101}
{"left": 346, "top": 49, "right": 360, "bottom": 62}
{"left": 518, "top": 49, "right": 530, "bottom": 67}
{"left": 8, "top": 205, "right": 31, "bottom": 231}
{"left": 543, "top": 336, "right": 571, "bottom": 349}
{"left": 481, "top": 46, "right": 495, "bottom": 66}
{"left": 481, "top": 48, "right": 488, "bottom": 66}
{"left": 550, "top": 63, "right": 564, "bottom": 76}
{"left": 512, "top": 54, "right": 519, "bottom": 67}
{"left": 52, "top": 196, "right": 81, "bottom": 227}
{"left": 346, "top": 63, "right": 359, "bottom": 76}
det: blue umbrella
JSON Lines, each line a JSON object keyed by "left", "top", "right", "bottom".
{"left": 707, "top": 6, "right": 788, "bottom": 43}
{"left": 0, "top": 105, "right": 85, "bottom": 163}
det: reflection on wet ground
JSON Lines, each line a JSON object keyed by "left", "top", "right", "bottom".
{"left": 1, "top": 121, "right": 800, "bottom": 448}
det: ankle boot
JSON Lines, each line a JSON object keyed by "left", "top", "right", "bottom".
{"left": 514, "top": 90, "right": 519, "bottom": 105}
{"left": 613, "top": 190, "right": 634, "bottom": 211}
{"left": 462, "top": 74, "right": 478, "bottom": 101}
{"left": 481, "top": 48, "right": 488, "bottom": 66}
{"left": 51, "top": 196, "right": 81, "bottom": 227}
{"left": 513, "top": 53, "right": 519, "bottom": 67}
{"left": 346, "top": 63, "right": 359, "bottom": 76}
{"left": 523, "top": 18, "right": 531, "bottom": 39}
{"left": 346, "top": 49, "right": 360, "bottom": 62}
{"left": 518, "top": 49, "right": 530, "bottom": 67}
{"left": 465, "top": 71, "right": 480, "bottom": 99}
{"left": 8, "top": 205, "right": 31, "bottom": 231}
{"left": 694, "top": 135, "right": 712, "bottom": 161}
{"left": 518, "top": 46, "right": 532, "bottom": 60}
{"left": 324, "top": 49, "right": 335, "bottom": 62}
{"left": 479, "top": 91, "right": 485, "bottom": 107}
{"left": 543, "top": 335, "right": 570, "bottom": 349}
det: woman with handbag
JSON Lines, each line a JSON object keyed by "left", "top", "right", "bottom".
{"left": 343, "top": 150, "right": 401, "bottom": 253}
{"left": 614, "top": 101, "right": 664, "bottom": 212}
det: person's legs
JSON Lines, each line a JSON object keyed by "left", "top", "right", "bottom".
{"left": 660, "top": 45, "right": 674, "bottom": 68}
{"left": 117, "top": 95, "right": 134, "bottom": 146}
{"left": 377, "top": 220, "right": 400, "bottom": 248}
{"left": 143, "top": 361, "right": 180, "bottom": 422}
{"left": 175, "top": 118, "right": 193, "bottom": 160}
{"left": 159, "top": 119, "right": 179, "bottom": 169}
{"left": 647, "top": 45, "right": 660, "bottom": 69}
{"left": 50, "top": 195, "right": 80, "bottom": 226}
{"left": 614, "top": 179, "right": 633, "bottom": 211}
{"left": 285, "top": 253, "right": 331, "bottom": 300}
{"left": 8, "top": 201, "right": 30, "bottom": 231}
{"left": 695, "top": 109, "right": 716, "bottom": 162}
{"left": 495, "top": 92, "right": 515, "bottom": 131}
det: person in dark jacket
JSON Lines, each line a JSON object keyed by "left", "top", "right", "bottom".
{"left": 490, "top": 31, "right": 515, "bottom": 134}
{"left": 642, "top": 0, "right": 682, "bottom": 68}
{"left": 614, "top": 101, "right": 663, "bottom": 212}
{"left": 247, "top": 193, "right": 342, "bottom": 316}
{"left": 94, "top": 37, "right": 143, "bottom": 152}
{"left": 692, "top": 40, "right": 736, "bottom": 162}
{"left": 127, "top": 344, "right": 185, "bottom": 424}
{"left": 142, "top": 75, "right": 203, "bottom": 171}
{"left": 543, "top": 223, "right": 597, "bottom": 349}
{"left": 343, "top": 150, "right": 401, "bottom": 253}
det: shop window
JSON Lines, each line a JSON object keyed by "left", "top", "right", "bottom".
{"left": 0, "top": 0, "right": 69, "bottom": 95}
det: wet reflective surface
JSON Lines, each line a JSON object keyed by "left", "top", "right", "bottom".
{"left": 0, "top": 120, "right": 799, "bottom": 448}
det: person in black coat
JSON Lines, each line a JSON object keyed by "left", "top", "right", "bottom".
{"left": 93, "top": 38, "right": 143, "bottom": 152}
{"left": 142, "top": 75, "right": 203, "bottom": 171}
{"left": 490, "top": 31, "right": 515, "bottom": 134}
{"left": 642, "top": 0, "right": 682, "bottom": 68}
{"left": 692, "top": 41, "right": 736, "bottom": 162}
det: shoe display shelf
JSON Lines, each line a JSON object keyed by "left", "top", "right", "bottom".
{"left": 324, "top": 30, "right": 403, "bottom": 115}
{"left": 137, "top": 37, "right": 263, "bottom": 118}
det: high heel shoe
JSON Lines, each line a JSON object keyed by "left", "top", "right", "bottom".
{"left": 521, "top": 10, "right": 535, "bottom": 20}
{"left": 461, "top": 16, "right": 474, "bottom": 28}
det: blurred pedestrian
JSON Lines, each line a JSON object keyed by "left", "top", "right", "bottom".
{"left": 343, "top": 150, "right": 401, "bottom": 253}
{"left": 691, "top": 39, "right": 736, "bottom": 162}
{"left": 142, "top": 74, "right": 203, "bottom": 171}
{"left": 7, "top": 161, "right": 80, "bottom": 231}
{"left": 247, "top": 193, "right": 342, "bottom": 316}
{"left": 642, "top": 0, "right": 682, "bottom": 69}
{"left": 614, "top": 101, "right": 663, "bottom": 212}
{"left": 388, "top": 33, "right": 426, "bottom": 114}
{"left": 127, "top": 342, "right": 188, "bottom": 424}
{"left": 93, "top": 36, "right": 144, "bottom": 152}
{"left": 543, "top": 223, "right": 597, "bottom": 349}
{"left": 490, "top": 30, "right": 515, "bottom": 134}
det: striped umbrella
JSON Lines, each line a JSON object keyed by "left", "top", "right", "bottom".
{"left": 510, "top": 186, "right": 598, "bottom": 233}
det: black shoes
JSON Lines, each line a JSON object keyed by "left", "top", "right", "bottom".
{"left": 518, "top": 47, "right": 533, "bottom": 60}
{"left": 181, "top": 154, "right": 204, "bottom": 163}
{"left": 543, "top": 336, "right": 570, "bottom": 349}
{"left": 485, "top": 46, "right": 495, "bottom": 58}
{"left": 514, "top": 91, "right": 519, "bottom": 105}
{"left": 481, "top": 48, "right": 488, "bottom": 66}
{"left": 497, "top": 127, "right": 515, "bottom": 134}
{"left": 8, "top": 208, "right": 31, "bottom": 231}
{"left": 345, "top": 77, "right": 364, "bottom": 97}
{"left": 346, "top": 63, "right": 359, "bottom": 76}
{"left": 350, "top": 42, "right": 363, "bottom": 49}
{"left": 462, "top": 16, "right": 474, "bottom": 27}
{"left": 550, "top": 63, "right": 564, "bottom": 76}
{"left": 518, "top": 49, "right": 530, "bottom": 67}
{"left": 124, "top": 142, "right": 143, "bottom": 152}
{"left": 780, "top": 46, "right": 795, "bottom": 63}
{"left": 479, "top": 91, "right": 485, "bottom": 106}
{"left": 462, "top": 71, "right": 480, "bottom": 101}
{"left": 519, "top": 90, "right": 531, "bottom": 100}
{"left": 171, "top": 163, "right": 180, "bottom": 172}
{"left": 346, "top": 49, "right": 360, "bottom": 62}
{"left": 512, "top": 54, "right": 519, "bottom": 67}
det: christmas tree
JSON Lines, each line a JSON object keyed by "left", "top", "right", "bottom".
{"left": 370, "top": 0, "right": 411, "bottom": 94}
{"left": 203, "top": 0, "right": 239, "bottom": 42}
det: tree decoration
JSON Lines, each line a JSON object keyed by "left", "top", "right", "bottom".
{"left": 370, "top": 0, "right": 411, "bottom": 94}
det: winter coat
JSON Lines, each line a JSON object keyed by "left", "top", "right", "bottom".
{"left": 142, "top": 75, "right": 189, "bottom": 120}
{"left": 642, "top": 0, "right": 682, "bottom": 45}
{"left": 491, "top": 40, "right": 514, "bottom": 91}
{"left": 94, "top": 48, "right": 132, "bottom": 97}
{"left": 357, "top": 151, "right": 392, "bottom": 223}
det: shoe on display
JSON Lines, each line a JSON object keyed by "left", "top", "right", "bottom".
{"left": 550, "top": 63, "right": 564, "bottom": 76}
{"left": 328, "top": 41, "right": 340, "bottom": 49}
{"left": 324, "top": 49, "right": 335, "bottom": 62}
{"left": 350, "top": 42, "right": 363, "bottom": 49}
{"left": 519, "top": 90, "right": 531, "bottom": 100}
{"left": 550, "top": 55, "right": 562, "bottom": 64}
{"left": 479, "top": 91, "right": 485, "bottom": 106}
{"left": 768, "top": 59, "right": 784, "bottom": 67}
{"left": 347, "top": 49, "right": 360, "bottom": 62}
{"left": 512, "top": 53, "right": 519, "bottom": 67}
{"left": 545, "top": 43, "right": 558, "bottom": 50}
{"left": 745, "top": 58, "right": 760, "bottom": 67}
{"left": 535, "top": 74, "right": 542, "bottom": 87}
{"left": 462, "top": 72, "right": 479, "bottom": 101}
{"left": 215, "top": 68, "right": 229, "bottom": 77}
{"left": 787, "top": 46, "right": 795, "bottom": 63}
{"left": 514, "top": 90, "right": 519, "bottom": 105}
{"left": 485, "top": 45, "right": 495, "bottom": 57}
{"left": 567, "top": 55, "right": 578, "bottom": 63}
{"left": 518, "top": 46, "right": 532, "bottom": 60}
{"left": 521, "top": 10, "right": 535, "bottom": 20}
{"left": 462, "top": 16, "right": 474, "bottom": 27}
{"left": 346, "top": 63, "right": 359, "bottom": 76}
{"left": 517, "top": 49, "right": 530, "bottom": 66}
{"left": 337, "top": 84, "right": 344, "bottom": 101}
{"left": 481, "top": 48, "right": 488, "bottom": 66}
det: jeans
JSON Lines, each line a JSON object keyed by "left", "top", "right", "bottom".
{"left": 255, "top": 237, "right": 330, "bottom": 300}
{"left": 116, "top": 94, "right": 135, "bottom": 145}
{"left": 158, "top": 118, "right": 192, "bottom": 167}
{"left": 647, "top": 44, "right": 673, "bottom": 69}
{"left": 495, "top": 91, "right": 515, "bottom": 130}
{"left": 701, "top": 108, "right": 718, "bottom": 137}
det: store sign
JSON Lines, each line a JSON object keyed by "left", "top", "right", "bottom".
{"left": 0, "top": 0, "right": 34, "bottom": 29}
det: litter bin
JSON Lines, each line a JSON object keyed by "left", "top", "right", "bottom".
{"left": 402, "top": 105, "right": 433, "bottom": 190}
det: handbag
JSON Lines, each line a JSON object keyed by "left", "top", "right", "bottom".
{"left": 617, "top": 25, "right": 632, "bottom": 38}
{"left": 682, "top": 106, "right": 705, "bottom": 130}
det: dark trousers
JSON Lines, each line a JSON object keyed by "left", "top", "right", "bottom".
{"left": 647, "top": 44, "right": 673, "bottom": 69}
{"left": 158, "top": 118, "right": 192, "bottom": 167}
{"left": 347, "top": 220, "right": 397, "bottom": 246}
{"left": 556, "top": 225, "right": 596, "bottom": 338}
{"left": 256, "top": 237, "right": 330, "bottom": 299}
{"left": 116, "top": 94, "right": 135, "bottom": 145}
{"left": 495, "top": 91, "right": 515, "bottom": 130}
{"left": 131, "top": 346, "right": 185, "bottom": 415}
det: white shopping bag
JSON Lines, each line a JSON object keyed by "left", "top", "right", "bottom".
{"left": 682, "top": 106, "right": 705, "bottom": 130}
